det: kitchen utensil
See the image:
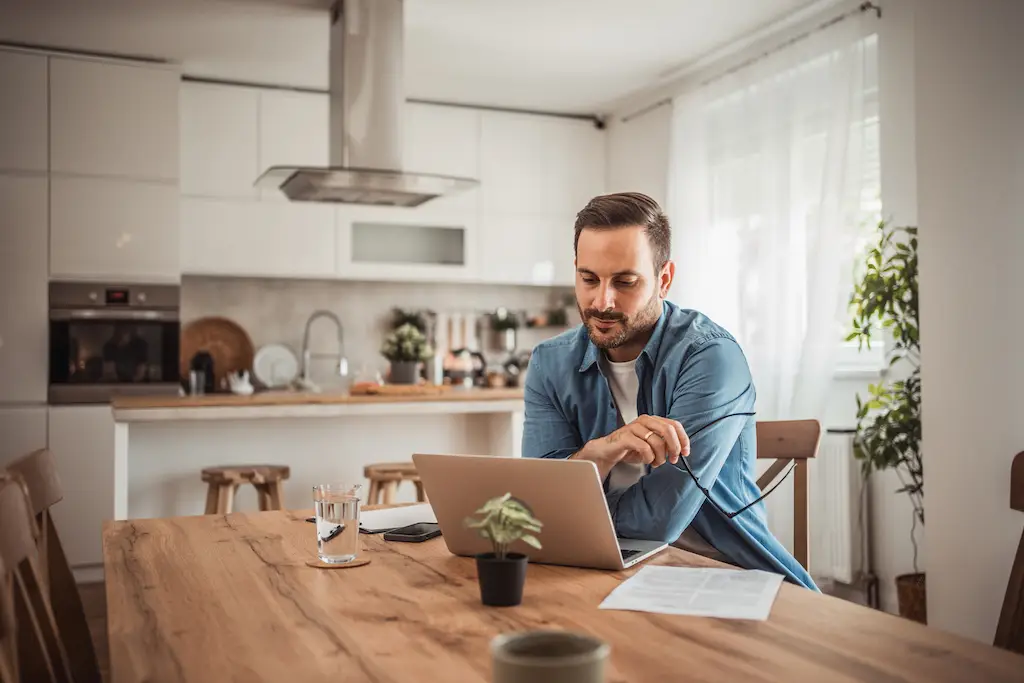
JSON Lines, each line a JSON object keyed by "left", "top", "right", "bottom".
{"left": 180, "top": 317, "right": 254, "bottom": 391}
{"left": 189, "top": 351, "right": 215, "bottom": 394}
{"left": 253, "top": 343, "right": 300, "bottom": 389}
{"left": 227, "top": 370, "right": 255, "bottom": 395}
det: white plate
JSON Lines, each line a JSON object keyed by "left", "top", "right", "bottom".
{"left": 253, "top": 343, "right": 299, "bottom": 389}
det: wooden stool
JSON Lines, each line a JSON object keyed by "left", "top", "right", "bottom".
{"left": 201, "top": 465, "right": 290, "bottom": 514}
{"left": 363, "top": 462, "right": 426, "bottom": 505}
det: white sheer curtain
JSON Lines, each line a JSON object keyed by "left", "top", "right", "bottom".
{"left": 667, "top": 17, "right": 878, "bottom": 423}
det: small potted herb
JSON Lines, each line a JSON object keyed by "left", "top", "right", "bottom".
{"left": 464, "top": 492, "right": 542, "bottom": 607}
{"left": 380, "top": 323, "right": 433, "bottom": 384}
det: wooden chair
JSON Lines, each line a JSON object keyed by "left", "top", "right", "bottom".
{"left": 994, "top": 450, "right": 1024, "bottom": 654}
{"left": 201, "top": 465, "right": 290, "bottom": 514}
{"left": 4, "top": 448, "right": 102, "bottom": 683}
{"left": 364, "top": 462, "right": 426, "bottom": 505}
{"left": 755, "top": 419, "right": 821, "bottom": 571}
{"left": 0, "top": 472, "right": 74, "bottom": 683}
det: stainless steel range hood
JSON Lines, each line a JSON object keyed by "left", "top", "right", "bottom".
{"left": 254, "top": 0, "right": 477, "bottom": 207}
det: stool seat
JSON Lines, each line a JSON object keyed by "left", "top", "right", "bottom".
{"left": 364, "top": 461, "right": 425, "bottom": 505}
{"left": 201, "top": 464, "right": 290, "bottom": 515}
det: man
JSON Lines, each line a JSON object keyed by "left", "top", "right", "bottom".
{"left": 522, "top": 192, "right": 817, "bottom": 590}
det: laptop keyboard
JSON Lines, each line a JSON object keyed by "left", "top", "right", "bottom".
{"left": 620, "top": 548, "right": 643, "bottom": 561}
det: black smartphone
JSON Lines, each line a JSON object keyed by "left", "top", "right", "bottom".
{"left": 383, "top": 522, "right": 441, "bottom": 543}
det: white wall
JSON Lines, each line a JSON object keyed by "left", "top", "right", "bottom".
{"left": 867, "top": 0, "right": 926, "bottom": 615}
{"left": 913, "top": 0, "right": 1024, "bottom": 644}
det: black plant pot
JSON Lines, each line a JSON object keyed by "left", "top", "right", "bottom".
{"left": 475, "top": 552, "right": 528, "bottom": 607}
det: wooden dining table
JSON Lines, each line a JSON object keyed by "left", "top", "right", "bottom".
{"left": 102, "top": 508, "right": 1024, "bottom": 683}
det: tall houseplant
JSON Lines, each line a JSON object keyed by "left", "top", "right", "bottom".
{"left": 847, "top": 220, "right": 924, "bottom": 623}
{"left": 464, "top": 493, "right": 543, "bottom": 607}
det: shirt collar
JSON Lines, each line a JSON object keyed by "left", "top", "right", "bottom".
{"left": 577, "top": 300, "right": 670, "bottom": 373}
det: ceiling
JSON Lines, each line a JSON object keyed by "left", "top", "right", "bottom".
{"left": 0, "top": 0, "right": 820, "bottom": 114}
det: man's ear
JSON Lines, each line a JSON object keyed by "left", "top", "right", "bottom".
{"left": 659, "top": 261, "right": 676, "bottom": 298}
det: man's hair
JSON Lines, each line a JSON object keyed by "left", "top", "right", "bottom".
{"left": 573, "top": 192, "right": 671, "bottom": 272}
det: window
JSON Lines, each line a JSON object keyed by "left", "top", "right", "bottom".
{"left": 668, "top": 22, "right": 882, "bottom": 417}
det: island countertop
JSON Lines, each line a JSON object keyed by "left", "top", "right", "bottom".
{"left": 111, "top": 386, "right": 526, "bottom": 422}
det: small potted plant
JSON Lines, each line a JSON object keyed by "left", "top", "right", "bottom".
{"left": 380, "top": 323, "right": 433, "bottom": 385}
{"left": 464, "top": 492, "right": 542, "bottom": 607}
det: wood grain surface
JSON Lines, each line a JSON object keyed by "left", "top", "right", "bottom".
{"left": 110, "top": 386, "right": 524, "bottom": 410}
{"left": 102, "top": 509, "right": 1024, "bottom": 683}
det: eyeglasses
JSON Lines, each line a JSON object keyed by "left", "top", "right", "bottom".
{"left": 671, "top": 412, "right": 796, "bottom": 520}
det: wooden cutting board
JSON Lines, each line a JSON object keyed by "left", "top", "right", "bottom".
{"left": 179, "top": 316, "right": 255, "bottom": 389}
{"left": 349, "top": 383, "right": 452, "bottom": 396}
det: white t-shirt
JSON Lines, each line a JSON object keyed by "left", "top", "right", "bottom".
{"left": 600, "top": 353, "right": 726, "bottom": 562}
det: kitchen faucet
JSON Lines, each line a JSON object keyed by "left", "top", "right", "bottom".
{"left": 300, "top": 310, "right": 349, "bottom": 383}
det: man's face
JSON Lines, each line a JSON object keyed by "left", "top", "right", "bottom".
{"left": 574, "top": 225, "right": 673, "bottom": 351}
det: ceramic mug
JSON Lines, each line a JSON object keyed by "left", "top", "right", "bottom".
{"left": 490, "top": 630, "right": 610, "bottom": 683}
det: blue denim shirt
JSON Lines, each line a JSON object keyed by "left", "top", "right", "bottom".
{"left": 522, "top": 300, "right": 818, "bottom": 590}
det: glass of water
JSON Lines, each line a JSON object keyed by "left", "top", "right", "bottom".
{"left": 312, "top": 483, "right": 361, "bottom": 564}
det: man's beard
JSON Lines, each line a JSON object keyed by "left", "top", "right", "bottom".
{"left": 577, "top": 291, "right": 662, "bottom": 350}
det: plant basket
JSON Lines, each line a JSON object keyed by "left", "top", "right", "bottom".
{"left": 475, "top": 552, "right": 528, "bottom": 607}
{"left": 896, "top": 572, "right": 927, "bottom": 624}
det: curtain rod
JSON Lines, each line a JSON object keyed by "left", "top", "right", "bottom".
{"left": 619, "top": 1, "right": 881, "bottom": 124}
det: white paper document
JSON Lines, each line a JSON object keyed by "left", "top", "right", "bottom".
{"left": 359, "top": 503, "right": 437, "bottom": 533}
{"left": 598, "top": 566, "right": 785, "bottom": 621}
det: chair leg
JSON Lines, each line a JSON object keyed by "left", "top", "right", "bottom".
{"left": 45, "top": 517, "right": 101, "bottom": 683}
{"left": 215, "top": 484, "right": 234, "bottom": 515}
{"left": 268, "top": 481, "right": 284, "bottom": 510}
{"left": 414, "top": 480, "right": 426, "bottom": 503}
{"left": 255, "top": 484, "right": 270, "bottom": 512}
{"left": 995, "top": 529, "right": 1024, "bottom": 654}
{"left": 793, "top": 459, "right": 809, "bottom": 571}
{"left": 367, "top": 480, "right": 380, "bottom": 506}
{"left": 204, "top": 484, "right": 219, "bottom": 515}
{"left": 382, "top": 480, "right": 398, "bottom": 505}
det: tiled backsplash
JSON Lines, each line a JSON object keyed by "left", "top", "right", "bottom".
{"left": 181, "top": 276, "right": 576, "bottom": 378}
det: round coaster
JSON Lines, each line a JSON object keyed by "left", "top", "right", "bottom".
{"left": 305, "top": 557, "right": 372, "bottom": 569}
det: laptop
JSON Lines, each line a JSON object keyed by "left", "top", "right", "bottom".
{"left": 411, "top": 453, "right": 668, "bottom": 570}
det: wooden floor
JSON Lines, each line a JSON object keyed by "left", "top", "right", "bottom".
{"left": 79, "top": 582, "right": 111, "bottom": 682}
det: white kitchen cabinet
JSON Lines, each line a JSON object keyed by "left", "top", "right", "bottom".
{"left": 546, "top": 118, "right": 606, "bottom": 217}
{"left": 50, "top": 57, "right": 179, "bottom": 182}
{"left": 258, "top": 89, "right": 328, "bottom": 201}
{"left": 476, "top": 213, "right": 562, "bottom": 286}
{"left": 0, "top": 175, "right": 48, "bottom": 403}
{"left": 404, "top": 103, "right": 480, "bottom": 215}
{"left": 336, "top": 206, "right": 478, "bottom": 283}
{"left": 47, "top": 406, "right": 115, "bottom": 568}
{"left": 181, "top": 197, "right": 336, "bottom": 278}
{"left": 479, "top": 111, "right": 548, "bottom": 216}
{"left": 50, "top": 176, "right": 180, "bottom": 282}
{"left": 478, "top": 112, "right": 603, "bottom": 286}
{"left": 0, "top": 407, "right": 47, "bottom": 466}
{"left": 181, "top": 81, "right": 260, "bottom": 199}
{"left": 0, "top": 50, "right": 47, "bottom": 173}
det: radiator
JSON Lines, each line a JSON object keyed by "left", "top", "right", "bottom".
{"left": 761, "top": 429, "right": 865, "bottom": 584}
{"left": 809, "top": 430, "right": 865, "bottom": 584}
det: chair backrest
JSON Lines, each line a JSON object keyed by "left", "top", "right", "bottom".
{"left": 994, "top": 451, "right": 1024, "bottom": 654}
{"left": 0, "top": 472, "right": 73, "bottom": 683}
{"left": 5, "top": 450, "right": 101, "bottom": 683}
{"left": 755, "top": 419, "right": 821, "bottom": 570}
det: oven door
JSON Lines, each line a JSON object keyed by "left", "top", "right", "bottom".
{"left": 49, "top": 308, "right": 182, "bottom": 404}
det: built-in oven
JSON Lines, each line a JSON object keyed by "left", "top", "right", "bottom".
{"left": 48, "top": 282, "right": 182, "bottom": 405}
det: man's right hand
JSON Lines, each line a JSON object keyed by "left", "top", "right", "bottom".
{"left": 572, "top": 415, "right": 690, "bottom": 480}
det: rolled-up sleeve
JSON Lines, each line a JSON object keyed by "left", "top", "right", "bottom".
{"left": 609, "top": 337, "right": 755, "bottom": 542}
{"left": 522, "top": 351, "right": 581, "bottom": 460}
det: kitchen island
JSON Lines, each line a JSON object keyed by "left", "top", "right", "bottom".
{"left": 111, "top": 387, "right": 525, "bottom": 522}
